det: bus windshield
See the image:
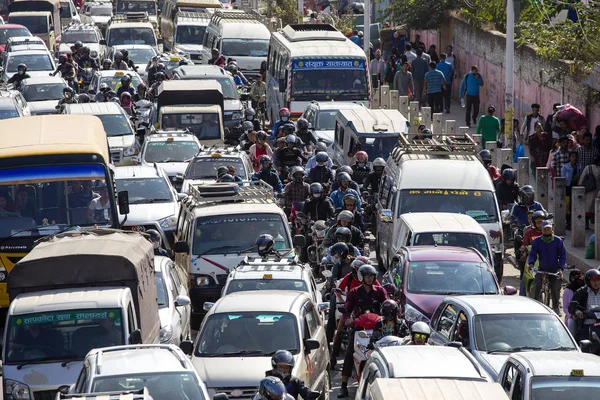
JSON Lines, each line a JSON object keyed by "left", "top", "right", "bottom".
{"left": 291, "top": 58, "right": 368, "bottom": 101}
{"left": 0, "top": 164, "right": 115, "bottom": 239}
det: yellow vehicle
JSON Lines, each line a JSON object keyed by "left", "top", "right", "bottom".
{"left": 160, "top": 0, "right": 220, "bottom": 47}
{"left": 7, "top": 0, "right": 62, "bottom": 51}
{"left": 0, "top": 115, "right": 130, "bottom": 308}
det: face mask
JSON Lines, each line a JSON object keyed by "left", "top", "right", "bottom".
{"left": 333, "top": 255, "right": 342, "bottom": 265}
{"left": 281, "top": 116, "right": 289, "bottom": 122}
{"left": 294, "top": 176, "right": 303, "bottom": 183}
{"left": 317, "top": 162, "right": 325, "bottom": 167}
{"left": 247, "top": 116, "right": 254, "bottom": 121}
{"left": 358, "top": 162, "right": 366, "bottom": 167}
{"left": 18, "top": 70, "right": 24, "bottom": 75}
{"left": 313, "top": 193, "right": 321, "bottom": 198}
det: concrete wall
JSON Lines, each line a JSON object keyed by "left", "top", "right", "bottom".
{"left": 415, "top": 17, "right": 600, "bottom": 129}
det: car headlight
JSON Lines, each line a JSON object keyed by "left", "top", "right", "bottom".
{"left": 5, "top": 380, "right": 31, "bottom": 400}
{"left": 160, "top": 324, "right": 173, "bottom": 343}
{"left": 90, "top": 50, "right": 98, "bottom": 58}
{"left": 404, "top": 304, "right": 430, "bottom": 324}
{"left": 195, "top": 275, "right": 211, "bottom": 286}
{"left": 124, "top": 146, "right": 139, "bottom": 157}
{"left": 158, "top": 215, "right": 177, "bottom": 229}
{"left": 232, "top": 111, "right": 243, "bottom": 120}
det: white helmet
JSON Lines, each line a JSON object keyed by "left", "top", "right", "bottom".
{"left": 411, "top": 321, "right": 431, "bottom": 336}
{"left": 373, "top": 157, "right": 386, "bottom": 168}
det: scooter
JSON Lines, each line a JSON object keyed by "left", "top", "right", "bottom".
{"left": 580, "top": 306, "right": 600, "bottom": 356}
{"left": 307, "top": 220, "right": 328, "bottom": 280}
{"left": 352, "top": 312, "right": 381, "bottom": 382}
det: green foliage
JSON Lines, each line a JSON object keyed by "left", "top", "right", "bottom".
{"left": 320, "top": 7, "right": 356, "bottom": 35}
{"left": 384, "top": 0, "right": 461, "bottom": 30}
{"left": 460, "top": 0, "right": 508, "bottom": 31}
{"left": 265, "top": 0, "right": 300, "bottom": 27}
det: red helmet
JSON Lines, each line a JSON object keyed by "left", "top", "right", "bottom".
{"left": 355, "top": 151, "right": 368, "bottom": 163}
{"left": 279, "top": 107, "right": 290, "bottom": 117}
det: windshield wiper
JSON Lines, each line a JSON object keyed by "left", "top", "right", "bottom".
{"left": 130, "top": 198, "right": 171, "bottom": 204}
{"left": 487, "top": 345, "right": 542, "bottom": 354}
{"left": 199, "top": 245, "right": 240, "bottom": 256}
{"left": 17, "top": 356, "right": 75, "bottom": 370}
{"left": 60, "top": 357, "right": 80, "bottom": 367}
{"left": 220, "top": 350, "right": 264, "bottom": 356}
{"left": 263, "top": 349, "right": 299, "bottom": 356}
{"left": 546, "top": 346, "right": 575, "bottom": 351}
{"left": 470, "top": 213, "right": 495, "bottom": 220}
{"left": 0, "top": 228, "right": 40, "bottom": 244}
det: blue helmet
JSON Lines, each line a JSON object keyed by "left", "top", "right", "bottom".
{"left": 259, "top": 376, "right": 286, "bottom": 400}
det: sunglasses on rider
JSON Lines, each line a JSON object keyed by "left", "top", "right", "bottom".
{"left": 413, "top": 333, "right": 428, "bottom": 340}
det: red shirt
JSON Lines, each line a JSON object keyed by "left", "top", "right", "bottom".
{"left": 487, "top": 165, "right": 501, "bottom": 181}
{"left": 522, "top": 226, "right": 542, "bottom": 249}
{"left": 338, "top": 273, "right": 381, "bottom": 292}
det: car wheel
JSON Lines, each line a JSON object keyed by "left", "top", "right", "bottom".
{"left": 320, "top": 370, "right": 330, "bottom": 400}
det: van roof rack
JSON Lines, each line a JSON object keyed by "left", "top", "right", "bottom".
{"left": 188, "top": 180, "right": 274, "bottom": 205}
{"left": 390, "top": 131, "right": 479, "bottom": 163}
{"left": 210, "top": 10, "right": 261, "bottom": 24}
{"left": 176, "top": 11, "right": 211, "bottom": 19}
{"left": 239, "top": 254, "right": 300, "bottom": 266}
{"left": 110, "top": 12, "right": 150, "bottom": 23}
{"left": 281, "top": 24, "right": 346, "bottom": 42}
{"left": 59, "top": 388, "right": 150, "bottom": 400}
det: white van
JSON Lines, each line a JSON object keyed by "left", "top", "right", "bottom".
{"left": 201, "top": 10, "right": 271, "bottom": 79}
{"left": 375, "top": 132, "right": 505, "bottom": 281}
{"left": 387, "top": 212, "right": 494, "bottom": 268}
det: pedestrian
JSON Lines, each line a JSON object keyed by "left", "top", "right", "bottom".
{"left": 393, "top": 62, "right": 414, "bottom": 98}
{"left": 476, "top": 105, "right": 501, "bottom": 144}
{"left": 577, "top": 131, "right": 599, "bottom": 168}
{"left": 459, "top": 65, "right": 484, "bottom": 128}
{"left": 527, "top": 221, "right": 566, "bottom": 313}
{"left": 528, "top": 122, "right": 552, "bottom": 179}
{"left": 436, "top": 53, "right": 453, "bottom": 113}
{"left": 412, "top": 34, "right": 424, "bottom": 52}
{"left": 384, "top": 55, "right": 397, "bottom": 86}
{"left": 579, "top": 155, "right": 600, "bottom": 229}
{"left": 567, "top": 134, "right": 579, "bottom": 152}
{"left": 403, "top": 43, "right": 416, "bottom": 63}
{"left": 390, "top": 31, "right": 406, "bottom": 59}
{"left": 562, "top": 269, "right": 585, "bottom": 336}
{"left": 369, "top": 49, "right": 385, "bottom": 89}
{"left": 544, "top": 103, "right": 561, "bottom": 136}
{"left": 445, "top": 45, "right": 456, "bottom": 72}
{"left": 520, "top": 103, "right": 545, "bottom": 144}
{"left": 562, "top": 151, "right": 582, "bottom": 229}
{"left": 423, "top": 62, "right": 445, "bottom": 113}
{"left": 411, "top": 49, "right": 429, "bottom": 106}
{"left": 427, "top": 44, "right": 439, "bottom": 63}
{"left": 551, "top": 135, "right": 570, "bottom": 177}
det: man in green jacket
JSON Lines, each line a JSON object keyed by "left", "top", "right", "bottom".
{"left": 477, "top": 105, "right": 501, "bottom": 144}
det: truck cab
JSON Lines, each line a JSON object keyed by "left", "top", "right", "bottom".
{"left": 7, "top": 0, "right": 62, "bottom": 51}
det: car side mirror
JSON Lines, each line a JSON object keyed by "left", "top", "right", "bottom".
{"left": 173, "top": 240, "right": 189, "bottom": 253}
{"left": 318, "top": 302, "right": 329, "bottom": 313}
{"left": 177, "top": 192, "right": 187, "bottom": 201}
{"left": 179, "top": 340, "right": 194, "bottom": 355}
{"left": 128, "top": 329, "right": 142, "bottom": 344}
{"left": 503, "top": 286, "right": 517, "bottom": 295}
{"left": 444, "top": 341, "right": 463, "bottom": 348}
{"left": 175, "top": 294, "right": 191, "bottom": 307}
{"left": 213, "top": 394, "right": 229, "bottom": 400}
{"left": 173, "top": 174, "right": 184, "bottom": 184}
{"left": 580, "top": 340, "right": 593, "bottom": 353}
{"left": 379, "top": 209, "right": 393, "bottom": 223}
{"left": 293, "top": 234, "right": 306, "bottom": 248}
{"left": 203, "top": 302, "right": 214, "bottom": 311}
{"left": 304, "top": 338, "right": 320, "bottom": 353}
{"left": 99, "top": 39, "right": 106, "bottom": 45}
{"left": 117, "top": 190, "right": 129, "bottom": 215}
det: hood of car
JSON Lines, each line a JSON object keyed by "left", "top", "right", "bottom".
{"left": 29, "top": 100, "right": 60, "bottom": 115}
{"left": 124, "top": 202, "right": 177, "bottom": 224}
{"left": 193, "top": 356, "right": 271, "bottom": 388}
{"left": 108, "top": 135, "right": 135, "bottom": 149}
{"left": 91, "top": 16, "right": 111, "bottom": 25}
{"left": 404, "top": 292, "right": 447, "bottom": 319}
{"left": 154, "top": 162, "right": 189, "bottom": 176}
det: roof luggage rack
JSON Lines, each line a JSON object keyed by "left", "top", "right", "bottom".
{"left": 188, "top": 180, "right": 273, "bottom": 204}
{"left": 196, "top": 144, "right": 243, "bottom": 155}
{"left": 176, "top": 11, "right": 211, "bottom": 19}
{"left": 239, "top": 254, "right": 300, "bottom": 266}
{"left": 210, "top": 10, "right": 261, "bottom": 24}
{"left": 390, "top": 131, "right": 478, "bottom": 163}
{"left": 109, "top": 12, "right": 150, "bottom": 23}
{"left": 281, "top": 24, "right": 346, "bottom": 42}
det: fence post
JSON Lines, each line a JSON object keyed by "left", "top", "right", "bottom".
{"left": 499, "top": 148, "right": 513, "bottom": 168}
{"left": 390, "top": 90, "right": 399, "bottom": 110}
{"left": 485, "top": 142, "right": 497, "bottom": 172}
{"left": 444, "top": 120, "right": 456, "bottom": 138}
{"left": 409, "top": 101, "right": 420, "bottom": 134}
{"left": 554, "top": 177, "right": 566, "bottom": 236}
{"left": 372, "top": 89, "right": 380, "bottom": 109}
{"left": 380, "top": 85, "right": 390, "bottom": 109}
{"left": 399, "top": 96, "right": 409, "bottom": 117}
{"left": 595, "top": 198, "right": 600, "bottom": 261}
{"left": 571, "top": 186, "right": 586, "bottom": 247}
{"left": 472, "top": 134, "right": 483, "bottom": 151}
{"left": 432, "top": 113, "right": 443, "bottom": 137}
{"left": 517, "top": 157, "right": 530, "bottom": 187}
{"left": 421, "top": 107, "right": 432, "bottom": 130}
{"left": 459, "top": 126, "right": 469, "bottom": 137}
{"left": 536, "top": 167, "right": 549, "bottom": 211}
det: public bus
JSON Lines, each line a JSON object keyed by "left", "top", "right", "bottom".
{"left": 266, "top": 23, "right": 370, "bottom": 122}
{"left": 0, "top": 115, "right": 129, "bottom": 308}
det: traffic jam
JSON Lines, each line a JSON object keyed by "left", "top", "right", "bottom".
{"left": 0, "top": 0, "right": 598, "bottom": 400}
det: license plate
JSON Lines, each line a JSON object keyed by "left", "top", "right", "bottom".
{"left": 131, "top": 226, "right": 146, "bottom": 232}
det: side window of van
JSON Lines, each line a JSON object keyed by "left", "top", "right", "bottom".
{"left": 389, "top": 187, "right": 397, "bottom": 215}
{"left": 379, "top": 175, "right": 392, "bottom": 208}
{"left": 334, "top": 121, "right": 344, "bottom": 148}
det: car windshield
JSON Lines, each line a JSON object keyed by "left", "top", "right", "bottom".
{"left": 316, "top": 110, "right": 337, "bottom": 130}
{"left": 95, "top": 114, "right": 134, "bottom": 136}
{"left": 531, "top": 377, "right": 600, "bottom": 400}
{"left": 161, "top": 112, "right": 221, "bottom": 140}
{"left": 9, "top": 16, "right": 48, "bottom": 34}
{"left": 108, "top": 27, "right": 155, "bottom": 47}
{"left": 92, "top": 372, "right": 205, "bottom": 400}
{"left": 0, "top": 27, "right": 31, "bottom": 44}
{"left": 226, "top": 279, "right": 308, "bottom": 295}
{"left": 62, "top": 32, "right": 97, "bottom": 43}
{"left": 176, "top": 25, "right": 206, "bottom": 45}
{"left": 100, "top": 75, "right": 142, "bottom": 91}
{"left": 116, "top": 1, "right": 157, "bottom": 15}
{"left": 398, "top": 189, "right": 498, "bottom": 223}
{"left": 60, "top": 4, "right": 71, "bottom": 18}
{"left": 357, "top": 135, "right": 397, "bottom": 160}
{"left": 7, "top": 54, "right": 53, "bottom": 72}
{"left": 193, "top": 213, "right": 291, "bottom": 255}
{"left": 406, "top": 260, "right": 498, "bottom": 295}
{"left": 413, "top": 233, "right": 491, "bottom": 262}
{"left": 221, "top": 38, "right": 269, "bottom": 57}
{"left": 184, "top": 76, "right": 236, "bottom": 99}
{"left": 115, "top": 177, "right": 172, "bottom": 204}
{"left": 195, "top": 312, "right": 299, "bottom": 356}
{"left": 126, "top": 47, "right": 157, "bottom": 64}
{"left": 473, "top": 314, "right": 576, "bottom": 352}
{"left": 5, "top": 308, "right": 123, "bottom": 363}
{"left": 185, "top": 157, "right": 247, "bottom": 180}
{"left": 0, "top": 109, "right": 19, "bottom": 119}
{"left": 155, "top": 272, "right": 169, "bottom": 309}
{"left": 90, "top": 6, "right": 112, "bottom": 16}
{"left": 143, "top": 141, "right": 199, "bottom": 163}
{"left": 22, "top": 82, "right": 66, "bottom": 102}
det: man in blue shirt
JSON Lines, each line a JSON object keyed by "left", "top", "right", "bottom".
{"left": 423, "top": 62, "right": 446, "bottom": 113}
{"left": 510, "top": 185, "right": 546, "bottom": 227}
{"left": 459, "top": 65, "right": 484, "bottom": 127}
{"left": 436, "top": 53, "right": 453, "bottom": 113}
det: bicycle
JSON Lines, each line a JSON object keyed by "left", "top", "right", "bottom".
{"left": 530, "top": 267, "right": 561, "bottom": 308}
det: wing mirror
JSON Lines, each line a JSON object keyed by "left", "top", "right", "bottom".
{"left": 379, "top": 209, "right": 393, "bottom": 223}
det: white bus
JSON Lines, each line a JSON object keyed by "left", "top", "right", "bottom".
{"left": 266, "top": 24, "right": 370, "bottom": 122}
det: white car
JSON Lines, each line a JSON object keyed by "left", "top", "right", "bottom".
{"left": 19, "top": 76, "right": 67, "bottom": 115}
{"left": 155, "top": 256, "right": 191, "bottom": 345}
{"left": 114, "top": 165, "right": 186, "bottom": 247}
{"left": 1, "top": 49, "right": 56, "bottom": 81}
{"left": 1, "top": 36, "right": 47, "bottom": 58}
{"left": 58, "top": 23, "right": 106, "bottom": 61}
{"left": 107, "top": 44, "right": 157, "bottom": 80}
{"left": 80, "top": 1, "right": 113, "bottom": 31}
{"left": 88, "top": 69, "right": 144, "bottom": 94}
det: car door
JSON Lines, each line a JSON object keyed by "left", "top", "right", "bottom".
{"left": 500, "top": 361, "right": 525, "bottom": 400}
{"left": 429, "top": 302, "right": 458, "bottom": 345}
{"left": 302, "top": 301, "right": 327, "bottom": 391}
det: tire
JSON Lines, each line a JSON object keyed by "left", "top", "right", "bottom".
{"left": 320, "top": 371, "right": 330, "bottom": 400}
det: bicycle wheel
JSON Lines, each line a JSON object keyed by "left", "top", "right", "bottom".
{"left": 542, "top": 283, "right": 551, "bottom": 307}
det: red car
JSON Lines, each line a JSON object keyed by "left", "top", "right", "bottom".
{"left": 384, "top": 246, "right": 515, "bottom": 326}
{"left": 0, "top": 24, "right": 31, "bottom": 54}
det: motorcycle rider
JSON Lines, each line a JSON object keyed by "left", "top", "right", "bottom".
{"left": 308, "top": 152, "right": 334, "bottom": 186}
{"left": 323, "top": 210, "right": 365, "bottom": 249}
{"left": 510, "top": 185, "right": 546, "bottom": 227}
{"left": 228, "top": 63, "right": 247, "bottom": 86}
{"left": 569, "top": 268, "right": 600, "bottom": 341}
{"left": 5, "top": 63, "right": 30, "bottom": 90}
{"left": 479, "top": 149, "right": 501, "bottom": 182}
{"left": 146, "top": 229, "right": 169, "bottom": 257}
{"left": 121, "top": 49, "right": 137, "bottom": 71}
{"left": 265, "top": 350, "right": 320, "bottom": 400}
{"left": 101, "top": 59, "right": 112, "bottom": 70}
{"left": 283, "top": 166, "right": 310, "bottom": 215}
{"left": 56, "top": 87, "right": 78, "bottom": 112}
{"left": 149, "top": 72, "right": 166, "bottom": 99}
{"left": 496, "top": 168, "right": 520, "bottom": 208}
{"left": 253, "top": 155, "right": 283, "bottom": 193}
{"left": 276, "top": 135, "right": 307, "bottom": 169}
{"left": 51, "top": 54, "right": 77, "bottom": 88}
{"left": 116, "top": 75, "right": 135, "bottom": 98}
{"left": 302, "top": 183, "right": 335, "bottom": 222}
{"left": 518, "top": 210, "right": 546, "bottom": 296}
{"left": 77, "top": 47, "right": 99, "bottom": 70}
{"left": 209, "top": 48, "right": 226, "bottom": 67}
{"left": 351, "top": 151, "right": 371, "bottom": 185}
{"left": 295, "top": 118, "right": 317, "bottom": 149}
{"left": 112, "top": 51, "right": 130, "bottom": 71}
{"left": 400, "top": 321, "right": 431, "bottom": 345}
{"left": 245, "top": 107, "right": 261, "bottom": 131}
{"left": 363, "top": 157, "right": 385, "bottom": 197}
{"left": 369, "top": 300, "right": 409, "bottom": 347}
{"left": 249, "top": 131, "right": 273, "bottom": 170}
{"left": 94, "top": 83, "right": 110, "bottom": 102}
{"left": 271, "top": 108, "right": 294, "bottom": 139}
{"left": 134, "top": 83, "right": 148, "bottom": 102}
{"left": 339, "top": 265, "right": 387, "bottom": 398}
{"left": 342, "top": 194, "right": 366, "bottom": 233}
{"left": 71, "top": 41, "right": 84, "bottom": 61}
{"left": 305, "top": 142, "right": 333, "bottom": 172}
{"left": 254, "top": 376, "right": 294, "bottom": 400}
{"left": 330, "top": 172, "right": 362, "bottom": 211}
{"left": 331, "top": 166, "right": 361, "bottom": 192}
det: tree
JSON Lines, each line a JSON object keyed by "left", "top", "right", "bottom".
{"left": 265, "top": 0, "right": 300, "bottom": 27}
{"left": 384, "top": 0, "right": 461, "bottom": 30}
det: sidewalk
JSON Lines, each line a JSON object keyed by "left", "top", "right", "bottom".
{"left": 431, "top": 100, "right": 598, "bottom": 272}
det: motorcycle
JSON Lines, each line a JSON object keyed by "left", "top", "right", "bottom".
{"left": 352, "top": 312, "right": 381, "bottom": 381}
{"left": 78, "top": 67, "right": 93, "bottom": 92}
{"left": 579, "top": 306, "right": 600, "bottom": 356}
{"left": 307, "top": 220, "right": 328, "bottom": 280}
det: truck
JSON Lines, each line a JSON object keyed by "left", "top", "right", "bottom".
{"left": 2, "top": 229, "right": 160, "bottom": 400}
{"left": 7, "top": 0, "right": 62, "bottom": 51}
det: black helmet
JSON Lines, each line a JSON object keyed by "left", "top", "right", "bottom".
{"left": 77, "top": 93, "right": 90, "bottom": 103}
{"left": 421, "top": 128, "right": 432, "bottom": 138}
{"left": 531, "top": 210, "right": 546, "bottom": 222}
{"left": 74, "top": 41, "right": 83, "bottom": 48}
{"left": 220, "top": 174, "right": 234, "bottom": 182}
{"left": 282, "top": 124, "right": 295, "bottom": 134}
{"left": 256, "top": 234, "right": 274, "bottom": 256}
{"left": 82, "top": 46, "right": 90, "bottom": 54}
{"left": 271, "top": 349, "right": 294, "bottom": 368}
{"left": 259, "top": 155, "right": 272, "bottom": 167}
{"left": 338, "top": 165, "right": 353, "bottom": 176}
{"left": 337, "top": 172, "right": 351, "bottom": 183}
{"left": 330, "top": 242, "right": 349, "bottom": 259}
{"left": 155, "top": 72, "right": 166, "bottom": 80}
{"left": 334, "top": 227, "right": 352, "bottom": 243}
{"left": 380, "top": 299, "right": 399, "bottom": 321}
{"left": 114, "top": 51, "right": 123, "bottom": 59}
{"left": 315, "top": 142, "right": 327, "bottom": 153}
{"left": 245, "top": 108, "right": 256, "bottom": 117}
{"left": 242, "top": 121, "right": 254, "bottom": 132}
{"left": 315, "top": 152, "right": 329, "bottom": 163}
{"left": 519, "top": 185, "right": 535, "bottom": 204}
{"left": 479, "top": 149, "right": 492, "bottom": 163}
{"left": 216, "top": 166, "right": 229, "bottom": 178}
{"left": 120, "top": 75, "right": 131, "bottom": 84}
{"left": 103, "top": 58, "right": 112, "bottom": 66}
{"left": 121, "top": 49, "right": 129, "bottom": 57}
{"left": 309, "top": 182, "right": 323, "bottom": 195}
{"left": 137, "top": 83, "right": 147, "bottom": 92}
{"left": 585, "top": 269, "right": 600, "bottom": 287}
{"left": 146, "top": 229, "right": 161, "bottom": 250}
{"left": 63, "top": 87, "right": 75, "bottom": 95}
{"left": 256, "top": 131, "right": 268, "bottom": 141}
{"left": 259, "top": 377, "right": 286, "bottom": 400}
{"left": 17, "top": 63, "right": 27, "bottom": 72}
{"left": 342, "top": 193, "right": 357, "bottom": 206}
{"left": 297, "top": 117, "right": 309, "bottom": 130}
{"left": 357, "top": 265, "right": 378, "bottom": 283}
{"left": 157, "top": 63, "right": 166, "bottom": 71}
{"left": 502, "top": 168, "right": 515, "bottom": 182}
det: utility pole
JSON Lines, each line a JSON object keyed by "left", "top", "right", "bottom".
{"left": 363, "top": 0, "right": 371, "bottom": 57}
{"left": 504, "top": 0, "right": 514, "bottom": 150}
{"left": 297, "top": 0, "right": 303, "bottom": 23}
